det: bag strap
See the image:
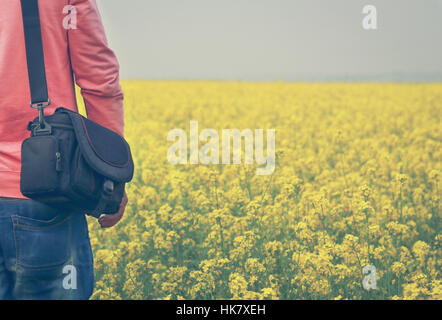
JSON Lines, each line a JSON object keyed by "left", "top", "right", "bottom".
{"left": 21, "top": 0, "right": 51, "bottom": 134}
{"left": 20, "top": 0, "right": 50, "bottom": 108}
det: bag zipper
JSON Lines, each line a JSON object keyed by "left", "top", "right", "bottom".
{"left": 56, "top": 151, "right": 62, "bottom": 171}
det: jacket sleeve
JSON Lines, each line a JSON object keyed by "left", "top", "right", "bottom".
{"left": 68, "top": 0, "right": 124, "bottom": 137}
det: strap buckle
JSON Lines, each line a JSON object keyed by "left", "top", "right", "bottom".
{"left": 30, "top": 100, "right": 51, "bottom": 110}
{"left": 30, "top": 99, "right": 52, "bottom": 136}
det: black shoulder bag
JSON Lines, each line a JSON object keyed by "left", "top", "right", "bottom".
{"left": 19, "top": 0, "right": 134, "bottom": 218}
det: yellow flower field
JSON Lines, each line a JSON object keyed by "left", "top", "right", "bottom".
{"left": 83, "top": 81, "right": 441, "bottom": 300}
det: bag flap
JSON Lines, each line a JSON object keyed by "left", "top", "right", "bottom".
{"left": 65, "top": 109, "right": 134, "bottom": 183}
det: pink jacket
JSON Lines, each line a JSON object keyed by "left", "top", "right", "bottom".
{"left": 0, "top": 0, "right": 124, "bottom": 199}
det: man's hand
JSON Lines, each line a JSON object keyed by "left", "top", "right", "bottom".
{"left": 98, "top": 191, "right": 128, "bottom": 228}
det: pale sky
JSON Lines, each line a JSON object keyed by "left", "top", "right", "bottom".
{"left": 96, "top": 0, "right": 442, "bottom": 81}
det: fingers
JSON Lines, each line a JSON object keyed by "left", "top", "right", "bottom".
{"left": 98, "top": 192, "right": 128, "bottom": 228}
{"left": 98, "top": 215, "right": 119, "bottom": 228}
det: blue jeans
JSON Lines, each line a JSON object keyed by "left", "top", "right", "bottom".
{"left": 0, "top": 198, "right": 94, "bottom": 300}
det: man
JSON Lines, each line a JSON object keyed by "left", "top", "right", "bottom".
{"left": 0, "top": 0, "right": 127, "bottom": 299}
